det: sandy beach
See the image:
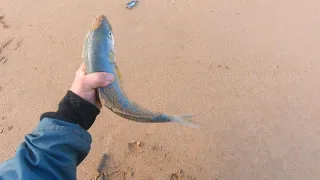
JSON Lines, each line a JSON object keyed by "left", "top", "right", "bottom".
{"left": 1, "top": 0, "right": 320, "bottom": 179}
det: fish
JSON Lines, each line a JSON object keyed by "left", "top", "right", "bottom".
{"left": 126, "top": 0, "right": 138, "bottom": 9}
{"left": 82, "top": 15, "right": 199, "bottom": 128}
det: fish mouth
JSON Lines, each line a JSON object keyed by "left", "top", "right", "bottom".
{"left": 90, "top": 15, "right": 112, "bottom": 31}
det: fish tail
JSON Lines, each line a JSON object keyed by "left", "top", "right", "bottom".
{"left": 167, "top": 114, "right": 201, "bottom": 128}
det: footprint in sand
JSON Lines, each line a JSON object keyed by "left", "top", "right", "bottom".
{"left": 0, "top": 55, "right": 7, "bottom": 64}
{"left": 0, "top": 14, "right": 24, "bottom": 65}
{"left": 0, "top": 15, "right": 9, "bottom": 29}
{"left": 92, "top": 153, "right": 134, "bottom": 180}
{"left": 171, "top": 169, "right": 197, "bottom": 180}
{"left": 14, "top": 39, "right": 24, "bottom": 51}
{"left": 0, "top": 38, "right": 24, "bottom": 65}
{"left": 0, "top": 124, "right": 13, "bottom": 134}
{"left": 128, "top": 141, "right": 145, "bottom": 154}
{"left": 0, "top": 38, "right": 14, "bottom": 54}
{"left": 92, "top": 142, "right": 198, "bottom": 179}
{"left": 0, "top": 38, "right": 14, "bottom": 65}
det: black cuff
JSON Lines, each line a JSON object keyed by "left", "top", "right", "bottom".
{"left": 40, "top": 90, "right": 100, "bottom": 130}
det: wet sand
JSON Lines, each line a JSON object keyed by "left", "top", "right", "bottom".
{"left": 1, "top": 0, "right": 320, "bottom": 179}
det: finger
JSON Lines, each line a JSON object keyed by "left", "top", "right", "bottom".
{"left": 83, "top": 72, "right": 114, "bottom": 89}
{"left": 79, "top": 62, "right": 85, "bottom": 71}
{"left": 76, "top": 63, "right": 86, "bottom": 77}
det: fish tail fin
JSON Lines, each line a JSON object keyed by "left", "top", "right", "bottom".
{"left": 167, "top": 114, "right": 201, "bottom": 128}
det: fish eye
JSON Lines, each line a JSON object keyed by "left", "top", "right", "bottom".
{"left": 108, "top": 31, "right": 112, "bottom": 38}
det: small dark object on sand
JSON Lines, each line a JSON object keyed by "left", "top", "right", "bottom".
{"left": 126, "top": 0, "right": 138, "bottom": 9}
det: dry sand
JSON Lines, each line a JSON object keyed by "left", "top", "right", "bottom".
{"left": 1, "top": 0, "right": 320, "bottom": 179}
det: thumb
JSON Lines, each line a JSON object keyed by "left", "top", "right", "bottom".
{"left": 83, "top": 72, "right": 114, "bottom": 89}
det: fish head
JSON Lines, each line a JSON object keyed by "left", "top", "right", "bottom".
{"left": 90, "top": 15, "right": 115, "bottom": 48}
{"left": 83, "top": 15, "right": 116, "bottom": 74}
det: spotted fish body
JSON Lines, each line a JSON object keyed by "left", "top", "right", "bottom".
{"left": 82, "top": 15, "right": 198, "bottom": 127}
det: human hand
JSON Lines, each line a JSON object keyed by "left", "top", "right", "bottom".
{"left": 70, "top": 63, "right": 114, "bottom": 109}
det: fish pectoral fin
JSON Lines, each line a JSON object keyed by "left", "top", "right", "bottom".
{"left": 115, "top": 65, "right": 122, "bottom": 80}
{"left": 108, "top": 51, "right": 116, "bottom": 63}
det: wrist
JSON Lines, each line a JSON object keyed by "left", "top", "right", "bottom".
{"left": 41, "top": 90, "right": 100, "bottom": 130}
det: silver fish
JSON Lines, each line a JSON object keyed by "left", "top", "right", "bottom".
{"left": 82, "top": 15, "right": 199, "bottom": 128}
{"left": 126, "top": 0, "right": 138, "bottom": 9}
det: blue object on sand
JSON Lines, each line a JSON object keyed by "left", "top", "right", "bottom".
{"left": 126, "top": 0, "right": 138, "bottom": 9}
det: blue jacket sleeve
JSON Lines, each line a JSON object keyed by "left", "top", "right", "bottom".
{"left": 0, "top": 118, "right": 92, "bottom": 180}
{"left": 0, "top": 91, "right": 100, "bottom": 180}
